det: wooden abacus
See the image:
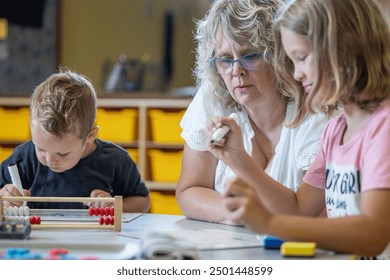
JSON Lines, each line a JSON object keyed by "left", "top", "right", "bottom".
{"left": 0, "top": 196, "right": 123, "bottom": 232}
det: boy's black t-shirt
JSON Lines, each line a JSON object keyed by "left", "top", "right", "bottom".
{"left": 0, "top": 139, "right": 149, "bottom": 209}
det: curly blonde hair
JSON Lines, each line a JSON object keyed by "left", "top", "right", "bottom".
{"left": 30, "top": 69, "right": 97, "bottom": 140}
{"left": 194, "top": 0, "right": 287, "bottom": 111}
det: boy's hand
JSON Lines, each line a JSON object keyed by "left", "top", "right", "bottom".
{"left": 87, "top": 189, "right": 114, "bottom": 208}
{"left": 0, "top": 184, "right": 30, "bottom": 207}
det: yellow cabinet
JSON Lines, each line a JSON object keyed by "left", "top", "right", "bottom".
{"left": 96, "top": 108, "right": 137, "bottom": 142}
{"left": 148, "top": 109, "right": 186, "bottom": 144}
{"left": 0, "top": 107, "right": 30, "bottom": 141}
{"left": 150, "top": 191, "right": 183, "bottom": 215}
{"left": 0, "top": 95, "right": 192, "bottom": 215}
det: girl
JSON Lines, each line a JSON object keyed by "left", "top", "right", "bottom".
{"left": 214, "top": 0, "right": 390, "bottom": 259}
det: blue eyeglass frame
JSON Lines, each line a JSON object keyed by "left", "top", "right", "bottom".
{"left": 208, "top": 52, "right": 265, "bottom": 74}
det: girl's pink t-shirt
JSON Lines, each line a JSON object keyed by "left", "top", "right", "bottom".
{"left": 304, "top": 100, "right": 390, "bottom": 218}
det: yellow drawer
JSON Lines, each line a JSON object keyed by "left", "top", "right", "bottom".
{"left": 148, "top": 109, "right": 185, "bottom": 144}
{"left": 148, "top": 149, "right": 183, "bottom": 183}
{"left": 150, "top": 191, "right": 182, "bottom": 215}
{"left": 126, "top": 148, "right": 138, "bottom": 165}
{"left": 96, "top": 108, "right": 137, "bottom": 142}
{"left": 0, "top": 107, "right": 30, "bottom": 141}
{"left": 0, "top": 146, "right": 14, "bottom": 162}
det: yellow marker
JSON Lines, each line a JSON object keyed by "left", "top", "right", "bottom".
{"left": 281, "top": 242, "right": 316, "bottom": 257}
{"left": 0, "top": 18, "right": 8, "bottom": 40}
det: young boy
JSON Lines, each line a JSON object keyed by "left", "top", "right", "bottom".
{"left": 0, "top": 70, "right": 150, "bottom": 212}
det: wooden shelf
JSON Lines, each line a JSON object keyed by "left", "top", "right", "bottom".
{"left": 146, "top": 181, "right": 176, "bottom": 191}
{"left": 0, "top": 94, "right": 192, "bottom": 191}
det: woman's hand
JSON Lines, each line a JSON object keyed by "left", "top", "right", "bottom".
{"left": 207, "top": 115, "right": 247, "bottom": 166}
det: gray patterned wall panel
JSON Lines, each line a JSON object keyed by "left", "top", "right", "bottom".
{"left": 0, "top": 0, "right": 58, "bottom": 95}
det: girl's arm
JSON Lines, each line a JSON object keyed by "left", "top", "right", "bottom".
{"left": 208, "top": 117, "right": 325, "bottom": 216}
{"left": 224, "top": 178, "right": 390, "bottom": 256}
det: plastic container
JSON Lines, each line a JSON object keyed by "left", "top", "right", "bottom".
{"left": 0, "top": 146, "right": 14, "bottom": 162}
{"left": 148, "top": 109, "right": 185, "bottom": 144}
{"left": 150, "top": 191, "right": 183, "bottom": 215}
{"left": 148, "top": 149, "right": 183, "bottom": 182}
{"left": 126, "top": 148, "right": 138, "bottom": 164}
{"left": 96, "top": 108, "right": 137, "bottom": 142}
{"left": 0, "top": 107, "right": 30, "bottom": 141}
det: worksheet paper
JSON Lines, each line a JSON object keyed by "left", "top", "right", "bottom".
{"left": 122, "top": 229, "right": 263, "bottom": 250}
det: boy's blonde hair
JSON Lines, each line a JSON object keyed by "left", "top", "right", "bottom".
{"left": 30, "top": 69, "right": 97, "bottom": 140}
{"left": 273, "top": 0, "right": 390, "bottom": 124}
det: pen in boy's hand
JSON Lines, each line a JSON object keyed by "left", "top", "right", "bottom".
{"left": 8, "top": 164, "right": 25, "bottom": 196}
{"left": 210, "top": 113, "right": 239, "bottom": 143}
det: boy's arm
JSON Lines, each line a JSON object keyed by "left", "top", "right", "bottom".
{"left": 122, "top": 195, "right": 150, "bottom": 213}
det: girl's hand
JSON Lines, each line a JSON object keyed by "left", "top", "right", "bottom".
{"left": 223, "top": 177, "right": 272, "bottom": 234}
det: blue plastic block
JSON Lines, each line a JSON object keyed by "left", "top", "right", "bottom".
{"left": 264, "top": 235, "right": 284, "bottom": 249}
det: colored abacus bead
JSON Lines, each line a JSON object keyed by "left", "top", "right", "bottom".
{"left": 23, "top": 206, "right": 30, "bottom": 216}
{"left": 5, "top": 206, "right": 30, "bottom": 217}
{"left": 94, "top": 208, "right": 100, "bottom": 216}
{"left": 30, "top": 216, "right": 36, "bottom": 224}
{"left": 88, "top": 207, "right": 94, "bottom": 216}
{"left": 18, "top": 206, "right": 24, "bottom": 216}
{"left": 49, "top": 248, "right": 69, "bottom": 255}
{"left": 12, "top": 206, "right": 18, "bottom": 216}
{"left": 29, "top": 216, "right": 41, "bottom": 225}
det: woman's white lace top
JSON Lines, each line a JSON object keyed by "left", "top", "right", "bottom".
{"left": 180, "top": 84, "right": 329, "bottom": 193}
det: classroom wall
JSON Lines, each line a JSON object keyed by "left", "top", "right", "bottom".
{"left": 0, "top": 0, "right": 57, "bottom": 95}
{"left": 60, "top": 0, "right": 205, "bottom": 94}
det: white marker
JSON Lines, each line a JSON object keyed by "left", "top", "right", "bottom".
{"left": 8, "top": 164, "right": 24, "bottom": 196}
{"left": 210, "top": 113, "right": 239, "bottom": 143}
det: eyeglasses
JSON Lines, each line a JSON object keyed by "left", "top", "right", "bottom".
{"left": 208, "top": 52, "right": 265, "bottom": 75}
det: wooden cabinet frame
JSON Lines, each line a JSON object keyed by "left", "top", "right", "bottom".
{"left": 0, "top": 95, "right": 192, "bottom": 191}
